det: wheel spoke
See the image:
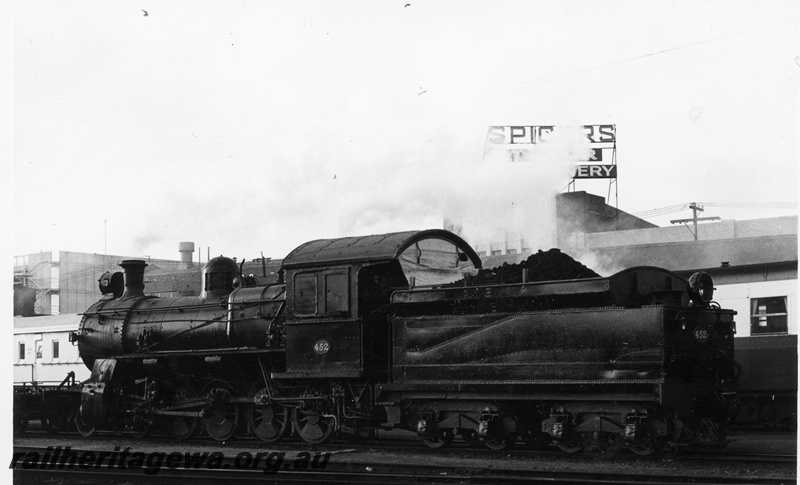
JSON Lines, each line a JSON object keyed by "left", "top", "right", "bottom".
{"left": 162, "top": 387, "right": 199, "bottom": 440}
{"left": 293, "top": 407, "right": 334, "bottom": 445}
{"left": 248, "top": 388, "right": 288, "bottom": 443}
{"left": 75, "top": 408, "right": 96, "bottom": 438}
{"left": 203, "top": 387, "right": 238, "bottom": 442}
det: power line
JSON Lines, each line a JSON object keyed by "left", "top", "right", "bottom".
{"left": 634, "top": 201, "right": 797, "bottom": 219}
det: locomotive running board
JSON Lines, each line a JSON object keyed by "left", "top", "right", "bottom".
{"left": 111, "top": 347, "right": 284, "bottom": 359}
{"left": 392, "top": 278, "right": 611, "bottom": 304}
{"left": 375, "top": 390, "right": 659, "bottom": 402}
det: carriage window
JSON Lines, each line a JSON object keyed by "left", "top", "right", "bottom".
{"left": 52, "top": 340, "right": 60, "bottom": 360}
{"left": 18, "top": 343, "right": 25, "bottom": 361}
{"left": 294, "top": 273, "right": 317, "bottom": 316}
{"left": 751, "top": 296, "right": 788, "bottom": 334}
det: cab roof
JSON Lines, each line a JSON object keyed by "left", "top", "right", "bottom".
{"left": 281, "top": 229, "right": 482, "bottom": 270}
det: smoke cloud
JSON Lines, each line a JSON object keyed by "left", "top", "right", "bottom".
{"left": 336, "top": 124, "right": 588, "bottom": 258}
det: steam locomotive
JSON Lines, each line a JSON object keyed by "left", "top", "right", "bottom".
{"left": 71, "top": 229, "right": 739, "bottom": 456}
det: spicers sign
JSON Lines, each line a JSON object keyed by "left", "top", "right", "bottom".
{"left": 487, "top": 124, "right": 615, "bottom": 145}
{"left": 574, "top": 164, "right": 616, "bottom": 179}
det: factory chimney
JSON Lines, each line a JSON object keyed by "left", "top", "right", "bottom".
{"left": 179, "top": 242, "right": 195, "bottom": 269}
{"left": 119, "top": 259, "right": 148, "bottom": 299}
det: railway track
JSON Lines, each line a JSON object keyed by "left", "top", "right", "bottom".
{"left": 12, "top": 435, "right": 796, "bottom": 485}
{"left": 11, "top": 445, "right": 795, "bottom": 485}
{"left": 16, "top": 425, "right": 798, "bottom": 465}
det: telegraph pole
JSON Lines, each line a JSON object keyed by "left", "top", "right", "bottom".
{"left": 670, "top": 202, "right": 720, "bottom": 241}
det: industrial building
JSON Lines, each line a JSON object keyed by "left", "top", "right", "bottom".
{"left": 476, "top": 192, "right": 797, "bottom": 338}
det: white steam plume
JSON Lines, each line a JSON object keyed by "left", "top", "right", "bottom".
{"left": 336, "top": 124, "right": 590, "bottom": 256}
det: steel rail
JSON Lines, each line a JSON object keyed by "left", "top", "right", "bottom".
{"left": 11, "top": 444, "right": 795, "bottom": 485}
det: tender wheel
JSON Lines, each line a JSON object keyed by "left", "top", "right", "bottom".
{"left": 422, "top": 429, "right": 454, "bottom": 449}
{"left": 484, "top": 433, "right": 515, "bottom": 451}
{"left": 629, "top": 441, "right": 663, "bottom": 456}
{"left": 459, "top": 428, "right": 483, "bottom": 448}
{"left": 162, "top": 387, "right": 200, "bottom": 441}
{"left": 203, "top": 387, "right": 239, "bottom": 442}
{"left": 293, "top": 406, "right": 335, "bottom": 445}
{"left": 75, "top": 407, "right": 96, "bottom": 438}
{"left": 248, "top": 388, "right": 288, "bottom": 443}
{"left": 555, "top": 434, "right": 583, "bottom": 453}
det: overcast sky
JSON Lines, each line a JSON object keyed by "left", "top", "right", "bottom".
{"left": 10, "top": 0, "right": 799, "bottom": 262}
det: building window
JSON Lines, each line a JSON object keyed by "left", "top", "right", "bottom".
{"left": 51, "top": 294, "right": 60, "bottom": 315}
{"left": 491, "top": 250, "right": 502, "bottom": 256}
{"left": 19, "top": 343, "right": 25, "bottom": 361}
{"left": 52, "top": 340, "right": 59, "bottom": 360}
{"left": 750, "top": 296, "right": 788, "bottom": 334}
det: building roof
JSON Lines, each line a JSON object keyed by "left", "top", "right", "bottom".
{"left": 282, "top": 229, "right": 482, "bottom": 269}
{"left": 14, "top": 313, "right": 82, "bottom": 333}
{"left": 584, "top": 234, "right": 797, "bottom": 272}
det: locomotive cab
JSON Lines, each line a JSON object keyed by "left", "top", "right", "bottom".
{"left": 273, "top": 230, "right": 481, "bottom": 380}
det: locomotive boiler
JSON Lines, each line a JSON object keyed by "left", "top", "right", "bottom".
{"left": 71, "top": 229, "right": 740, "bottom": 456}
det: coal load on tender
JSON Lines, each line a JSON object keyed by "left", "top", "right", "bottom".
{"left": 467, "top": 248, "right": 600, "bottom": 285}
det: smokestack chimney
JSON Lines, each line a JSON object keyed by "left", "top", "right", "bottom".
{"left": 119, "top": 259, "right": 148, "bottom": 299}
{"left": 179, "top": 242, "right": 195, "bottom": 269}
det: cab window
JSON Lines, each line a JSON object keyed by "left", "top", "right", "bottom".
{"left": 398, "top": 237, "right": 478, "bottom": 287}
{"left": 294, "top": 273, "right": 318, "bottom": 315}
{"left": 293, "top": 270, "right": 349, "bottom": 317}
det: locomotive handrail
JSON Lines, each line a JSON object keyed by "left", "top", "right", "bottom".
{"left": 84, "top": 298, "right": 280, "bottom": 316}
{"left": 140, "top": 312, "right": 229, "bottom": 350}
{"left": 80, "top": 314, "right": 277, "bottom": 327}
{"left": 716, "top": 349, "right": 743, "bottom": 386}
{"left": 58, "top": 371, "right": 76, "bottom": 388}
